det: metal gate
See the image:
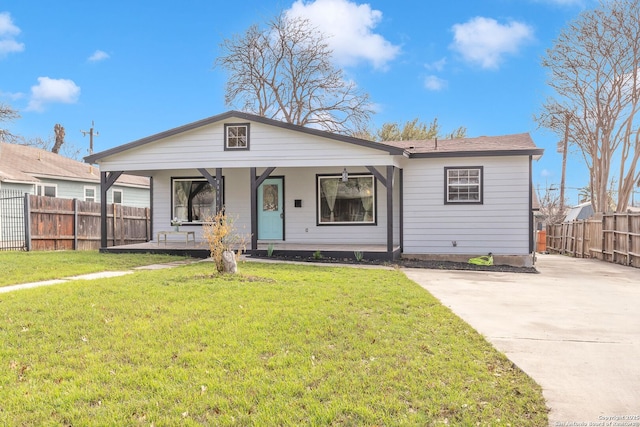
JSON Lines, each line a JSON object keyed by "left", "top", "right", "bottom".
{"left": 0, "top": 190, "right": 27, "bottom": 251}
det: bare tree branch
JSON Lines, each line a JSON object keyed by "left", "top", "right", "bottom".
{"left": 536, "top": 0, "right": 640, "bottom": 212}
{"left": 215, "top": 13, "right": 373, "bottom": 135}
{"left": 0, "top": 102, "right": 20, "bottom": 143}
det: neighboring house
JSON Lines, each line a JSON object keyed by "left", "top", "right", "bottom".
{"left": 85, "top": 111, "right": 543, "bottom": 266}
{"left": 563, "top": 202, "right": 595, "bottom": 222}
{"left": 0, "top": 142, "right": 150, "bottom": 207}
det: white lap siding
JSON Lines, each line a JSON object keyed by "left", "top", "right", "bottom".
{"left": 152, "top": 167, "right": 395, "bottom": 246}
{"left": 403, "top": 156, "right": 531, "bottom": 256}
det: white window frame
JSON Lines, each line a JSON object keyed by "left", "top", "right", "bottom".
{"left": 171, "top": 177, "right": 223, "bottom": 224}
{"left": 317, "top": 174, "right": 376, "bottom": 225}
{"left": 112, "top": 189, "right": 123, "bottom": 204}
{"left": 84, "top": 186, "right": 97, "bottom": 202}
{"left": 36, "top": 183, "right": 57, "bottom": 197}
{"left": 224, "top": 123, "right": 250, "bottom": 150}
{"left": 445, "top": 167, "right": 483, "bottom": 204}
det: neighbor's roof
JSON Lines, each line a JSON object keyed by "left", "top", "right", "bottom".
{"left": 383, "top": 133, "right": 544, "bottom": 158}
{"left": 0, "top": 142, "right": 149, "bottom": 187}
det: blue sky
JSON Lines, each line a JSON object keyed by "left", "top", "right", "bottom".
{"left": 1, "top": 0, "right": 601, "bottom": 205}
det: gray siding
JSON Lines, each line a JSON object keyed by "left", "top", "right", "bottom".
{"left": 402, "top": 156, "right": 531, "bottom": 256}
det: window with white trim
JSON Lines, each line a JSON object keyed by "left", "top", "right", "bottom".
{"left": 36, "top": 184, "right": 57, "bottom": 197}
{"left": 317, "top": 174, "right": 376, "bottom": 225}
{"left": 84, "top": 186, "right": 96, "bottom": 202}
{"left": 172, "top": 177, "right": 222, "bottom": 223}
{"left": 224, "top": 123, "right": 249, "bottom": 150}
{"left": 112, "top": 189, "right": 123, "bottom": 204}
{"left": 445, "top": 167, "right": 483, "bottom": 204}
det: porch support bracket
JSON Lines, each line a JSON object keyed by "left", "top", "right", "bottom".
{"left": 100, "top": 171, "right": 123, "bottom": 249}
{"left": 366, "top": 166, "right": 387, "bottom": 187}
{"left": 250, "top": 167, "right": 276, "bottom": 251}
{"left": 197, "top": 168, "right": 223, "bottom": 214}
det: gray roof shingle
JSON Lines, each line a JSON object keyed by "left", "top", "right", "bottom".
{"left": 0, "top": 143, "right": 149, "bottom": 187}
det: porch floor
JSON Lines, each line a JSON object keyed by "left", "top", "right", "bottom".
{"left": 101, "top": 239, "right": 401, "bottom": 261}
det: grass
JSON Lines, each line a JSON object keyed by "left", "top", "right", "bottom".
{"left": 0, "top": 251, "right": 189, "bottom": 287}
{"left": 0, "top": 258, "right": 548, "bottom": 426}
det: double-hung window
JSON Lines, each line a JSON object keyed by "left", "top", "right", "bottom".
{"left": 172, "top": 177, "right": 223, "bottom": 224}
{"left": 224, "top": 123, "right": 249, "bottom": 150}
{"left": 84, "top": 186, "right": 96, "bottom": 202}
{"left": 317, "top": 174, "right": 376, "bottom": 225}
{"left": 112, "top": 189, "right": 123, "bottom": 204}
{"left": 445, "top": 167, "right": 483, "bottom": 204}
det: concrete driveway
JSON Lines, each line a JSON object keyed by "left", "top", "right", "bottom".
{"left": 403, "top": 254, "right": 640, "bottom": 426}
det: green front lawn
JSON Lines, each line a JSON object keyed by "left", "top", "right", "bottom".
{"left": 0, "top": 260, "right": 548, "bottom": 425}
{"left": 0, "top": 251, "right": 189, "bottom": 287}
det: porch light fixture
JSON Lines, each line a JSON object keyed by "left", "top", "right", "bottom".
{"left": 342, "top": 168, "right": 349, "bottom": 182}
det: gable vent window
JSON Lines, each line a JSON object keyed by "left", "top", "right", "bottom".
{"left": 445, "top": 167, "right": 483, "bottom": 204}
{"left": 224, "top": 123, "right": 250, "bottom": 150}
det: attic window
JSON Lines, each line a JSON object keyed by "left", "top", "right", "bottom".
{"left": 224, "top": 123, "right": 250, "bottom": 150}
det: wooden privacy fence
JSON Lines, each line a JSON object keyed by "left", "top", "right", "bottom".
{"left": 546, "top": 212, "right": 640, "bottom": 268}
{"left": 27, "top": 195, "right": 151, "bottom": 251}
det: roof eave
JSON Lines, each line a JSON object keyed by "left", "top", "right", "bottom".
{"left": 409, "top": 148, "right": 545, "bottom": 158}
{"left": 84, "top": 110, "right": 405, "bottom": 163}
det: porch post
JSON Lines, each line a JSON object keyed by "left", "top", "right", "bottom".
{"left": 216, "top": 168, "right": 223, "bottom": 213}
{"left": 100, "top": 171, "right": 123, "bottom": 248}
{"left": 386, "top": 166, "right": 394, "bottom": 256}
{"left": 100, "top": 172, "right": 107, "bottom": 248}
{"left": 250, "top": 168, "right": 258, "bottom": 252}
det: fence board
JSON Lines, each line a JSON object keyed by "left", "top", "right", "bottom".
{"left": 547, "top": 212, "right": 640, "bottom": 268}
{"left": 26, "top": 195, "right": 150, "bottom": 251}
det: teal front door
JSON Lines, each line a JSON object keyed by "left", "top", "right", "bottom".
{"left": 257, "top": 178, "right": 284, "bottom": 240}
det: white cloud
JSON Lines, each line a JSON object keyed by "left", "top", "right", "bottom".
{"left": 88, "top": 50, "right": 110, "bottom": 62}
{"left": 0, "top": 90, "right": 24, "bottom": 100}
{"left": 26, "top": 77, "right": 81, "bottom": 112}
{"left": 0, "top": 12, "right": 24, "bottom": 57}
{"left": 425, "top": 58, "right": 447, "bottom": 72}
{"left": 450, "top": 17, "right": 534, "bottom": 69}
{"left": 424, "top": 75, "right": 447, "bottom": 91}
{"left": 285, "top": 0, "right": 400, "bottom": 70}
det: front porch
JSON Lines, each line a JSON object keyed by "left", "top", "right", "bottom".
{"left": 101, "top": 240, "right": 402, "bottom": 261}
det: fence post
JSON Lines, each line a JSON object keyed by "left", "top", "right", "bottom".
{"left": 73, "top": 199, "right": 78, "bottom": 251}
{"left": 24, "top": 193, "right": 31, "bottom": 251}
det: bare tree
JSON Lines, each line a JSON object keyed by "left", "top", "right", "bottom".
{"left": 51, "top": 124, "right": 65, "bottom": 154}
{"left": 215, "top": 13, "right": 373, "bottom": 134}
{"left": 0, "top": 102, "right": 20, "bottom": 142}
{"left": 537, "top": 0, "right": 640, "bottom": 213}
{"left": 536, "top": 185, "right": 567, "bottom": 225}
{"left": 373, "top": 117, "right": 467, "bottom": 141}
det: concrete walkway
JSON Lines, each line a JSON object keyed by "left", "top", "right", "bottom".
{"left": 403, "top": 254, "right": 640, "bottom": 426}
{"left": 0, "top": 260, "right": 196, "bottom": 294}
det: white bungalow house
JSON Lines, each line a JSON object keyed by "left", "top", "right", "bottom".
{"left": 85, "top": 111, "right": 543, "bottom": 266}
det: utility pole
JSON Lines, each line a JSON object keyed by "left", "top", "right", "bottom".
{"left": 81, "top": 121, "right": 99, "bottom": 154}
{"left": 558, "top": 114, "right": 570, "bottom": 213}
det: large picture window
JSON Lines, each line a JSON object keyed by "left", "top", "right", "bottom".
{"left": 317, "top": 174, "right": 376, "bottom": 225}
{"left": 172, "top": 178, "right": 222, "bottom": 223}
{"left": 445, "top": 167, "right": 483, "bottom": 204}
